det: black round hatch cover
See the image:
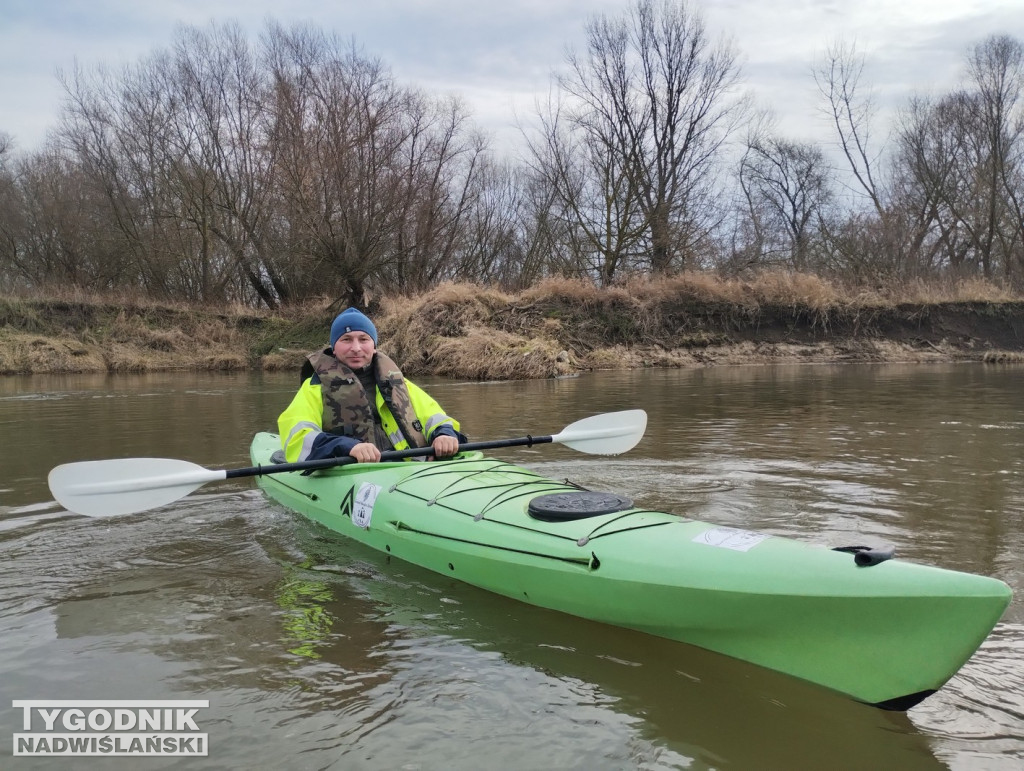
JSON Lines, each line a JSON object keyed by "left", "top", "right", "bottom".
{"left": 527, "top": 491, "right": 634, "bottom": 521}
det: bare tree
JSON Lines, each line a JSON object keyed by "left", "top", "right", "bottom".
{"left": 532, "top": 0, "right": 743, "bottom": 280}
{"left": 815, "top": 39, "right": 951, "bottom": 281}
{"left": 387, "top": 93, "right": 489, "bottom": 291}
{"left": 446, "top": 160, "right": 537, "bottom": 288}
{"left": 739, "top": 131, "right": 832, "bottom": 270}
{"left": 525, "top": 90, "right": 647, "bottom": 284}
{"left": 892, "top": 36, "right": 1024, "bottom": 282}
{"left": 266, "top": 24, "right": 491, "bottom": 307}
{"left": 169, "top": 23, "right": 287, "bottom": 306}
{"left": 0, "top": 134, "right": 19, "bottom": 290}
{"left": 890, "top": 95, "right": 954, "bottom": 275}
{"left": 966, "top": 34, "right": 1024, "bottom": 279}
{"left": 814, "top": 40, "right": 886, "bottom": 216}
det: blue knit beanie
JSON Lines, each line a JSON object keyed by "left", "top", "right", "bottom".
{"left": 330, "top": 308, "right": 378, "bottom": 347}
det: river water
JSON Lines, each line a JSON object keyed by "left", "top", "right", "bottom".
{"left": 0, "top": 364, "right": 1022, "bottom": 770}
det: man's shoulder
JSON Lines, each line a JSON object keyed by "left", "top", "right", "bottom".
{"left": 301, "top": 348, "right": 335, "bottom": 384}
{"left": 300, "top": 359, "right": 316, "bottom": 384}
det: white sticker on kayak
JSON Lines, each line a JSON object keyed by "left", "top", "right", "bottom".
{"left": 352, "top": 483, "right": 382, "bottom": 529}
{"left": 693, "top": 527, "right": 768, "bottom": 552}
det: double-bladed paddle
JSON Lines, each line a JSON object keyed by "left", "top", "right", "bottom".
{"left": 47, "top": 409, "right": 647, "bottom": 518}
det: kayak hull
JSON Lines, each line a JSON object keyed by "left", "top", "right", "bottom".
{"left": 250, "top": 432, "right": 1011, "bottom": 709}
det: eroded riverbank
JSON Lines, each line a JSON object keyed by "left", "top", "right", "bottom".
{"left": 3, "top": 278, "right": 1024, "bottom": 378}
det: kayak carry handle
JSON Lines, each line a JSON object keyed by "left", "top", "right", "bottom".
{"left": 833, "top": 544, "right": 896, "bottom": 567}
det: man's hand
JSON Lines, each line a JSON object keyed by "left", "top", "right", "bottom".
{"left": 431, "top": 434, "right": 460, "bottom": 459}
{"left": 349, "top": 442, "right": 382, "bottom": 463}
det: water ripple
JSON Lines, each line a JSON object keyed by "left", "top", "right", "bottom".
{"left": 910, "top": 624, "right": 1024, "bottom": 767}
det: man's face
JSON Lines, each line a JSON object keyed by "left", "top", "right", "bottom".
{"left": 333, "top": 331, "right": 375, "bottom": 369}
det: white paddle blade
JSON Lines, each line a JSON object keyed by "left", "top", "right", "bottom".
{"left": 48, "top": 458, "right": 227, "bottom": 517}
{"left": 552, "top": 409, "right": 647, "bottom": 455}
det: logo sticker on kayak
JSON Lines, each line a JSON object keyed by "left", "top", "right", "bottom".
{"left": 693, "top": 527, "right": 768, "bottom": 552}
{"left": 352, "top": 483, "right": 382, "bottom": 528}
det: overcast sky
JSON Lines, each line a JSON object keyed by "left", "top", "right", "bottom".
{"left": 3, "top": 0, "right": 1023, "bottom": 157}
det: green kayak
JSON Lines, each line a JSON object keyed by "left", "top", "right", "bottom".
{"left": 250, "top": 431, "right": 1011, "bottom": 710}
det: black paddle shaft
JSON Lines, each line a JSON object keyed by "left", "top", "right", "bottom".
{"left": 225, "top": 434, "right": 554, "bottom": 480}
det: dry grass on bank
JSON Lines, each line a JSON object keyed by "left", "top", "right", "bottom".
{"left": 515, "top": 272, "right": 847, "bottom": 309}
{"left": 378, "top": 284, "right": 571, "bottom": 379}
{"left": 0, "top": 329, "right": 107, "bottom": 374}
{"left": 0, "top": 284, "right": 260, "bottom": 317}
{"left": 369, "top": 273, "right": 1024, "bottom": 378}
{"left": 514, "top": 272, "right": 1020, "bottom": 308}
{"left": 98, "top": 312, "right": 250, "bottom": 372}
{"left": 3, "top": 272, "right": 1024, "bottom": 377}
{"left": 374, "top": 275, "right": 851, "bottom": 379}
{"left": 0, "top": 293, "right": 258, "bottom": 374}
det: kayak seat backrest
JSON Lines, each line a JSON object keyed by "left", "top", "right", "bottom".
{"left": 528, "top": 491, "right": 634, "bottom": 522}
{"left": 271, "top": 450, "right": 287, "bottom": 464}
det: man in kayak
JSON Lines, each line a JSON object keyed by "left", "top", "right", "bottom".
{"left": 278, "top": 307, "right": 464, "bottom": 463}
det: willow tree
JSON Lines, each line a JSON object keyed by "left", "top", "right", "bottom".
{"left": 265, "top": 23, "right": 492, "bottom": 307}
{"left": 55, "top": 22, "right": 289, "bottom": 305}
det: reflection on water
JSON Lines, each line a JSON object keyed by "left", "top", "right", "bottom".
{"left": 0, "top": 364, "right": 1022, "bottom": 768}
{"left": 275, "top": 567, "right": 337, "bottom": 659}
{"left": 285, "top": 521, "right": 951, "bottom": 771}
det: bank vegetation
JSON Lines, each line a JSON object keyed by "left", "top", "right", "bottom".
{"left": 3, "top": 4, "right": 1024, "bottom": 313}
{"left": 2, "top": 274, "right": 1023, "bottom": 379}
{"left": 3, "top": 3, "right": 1024, "bottom": 378}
